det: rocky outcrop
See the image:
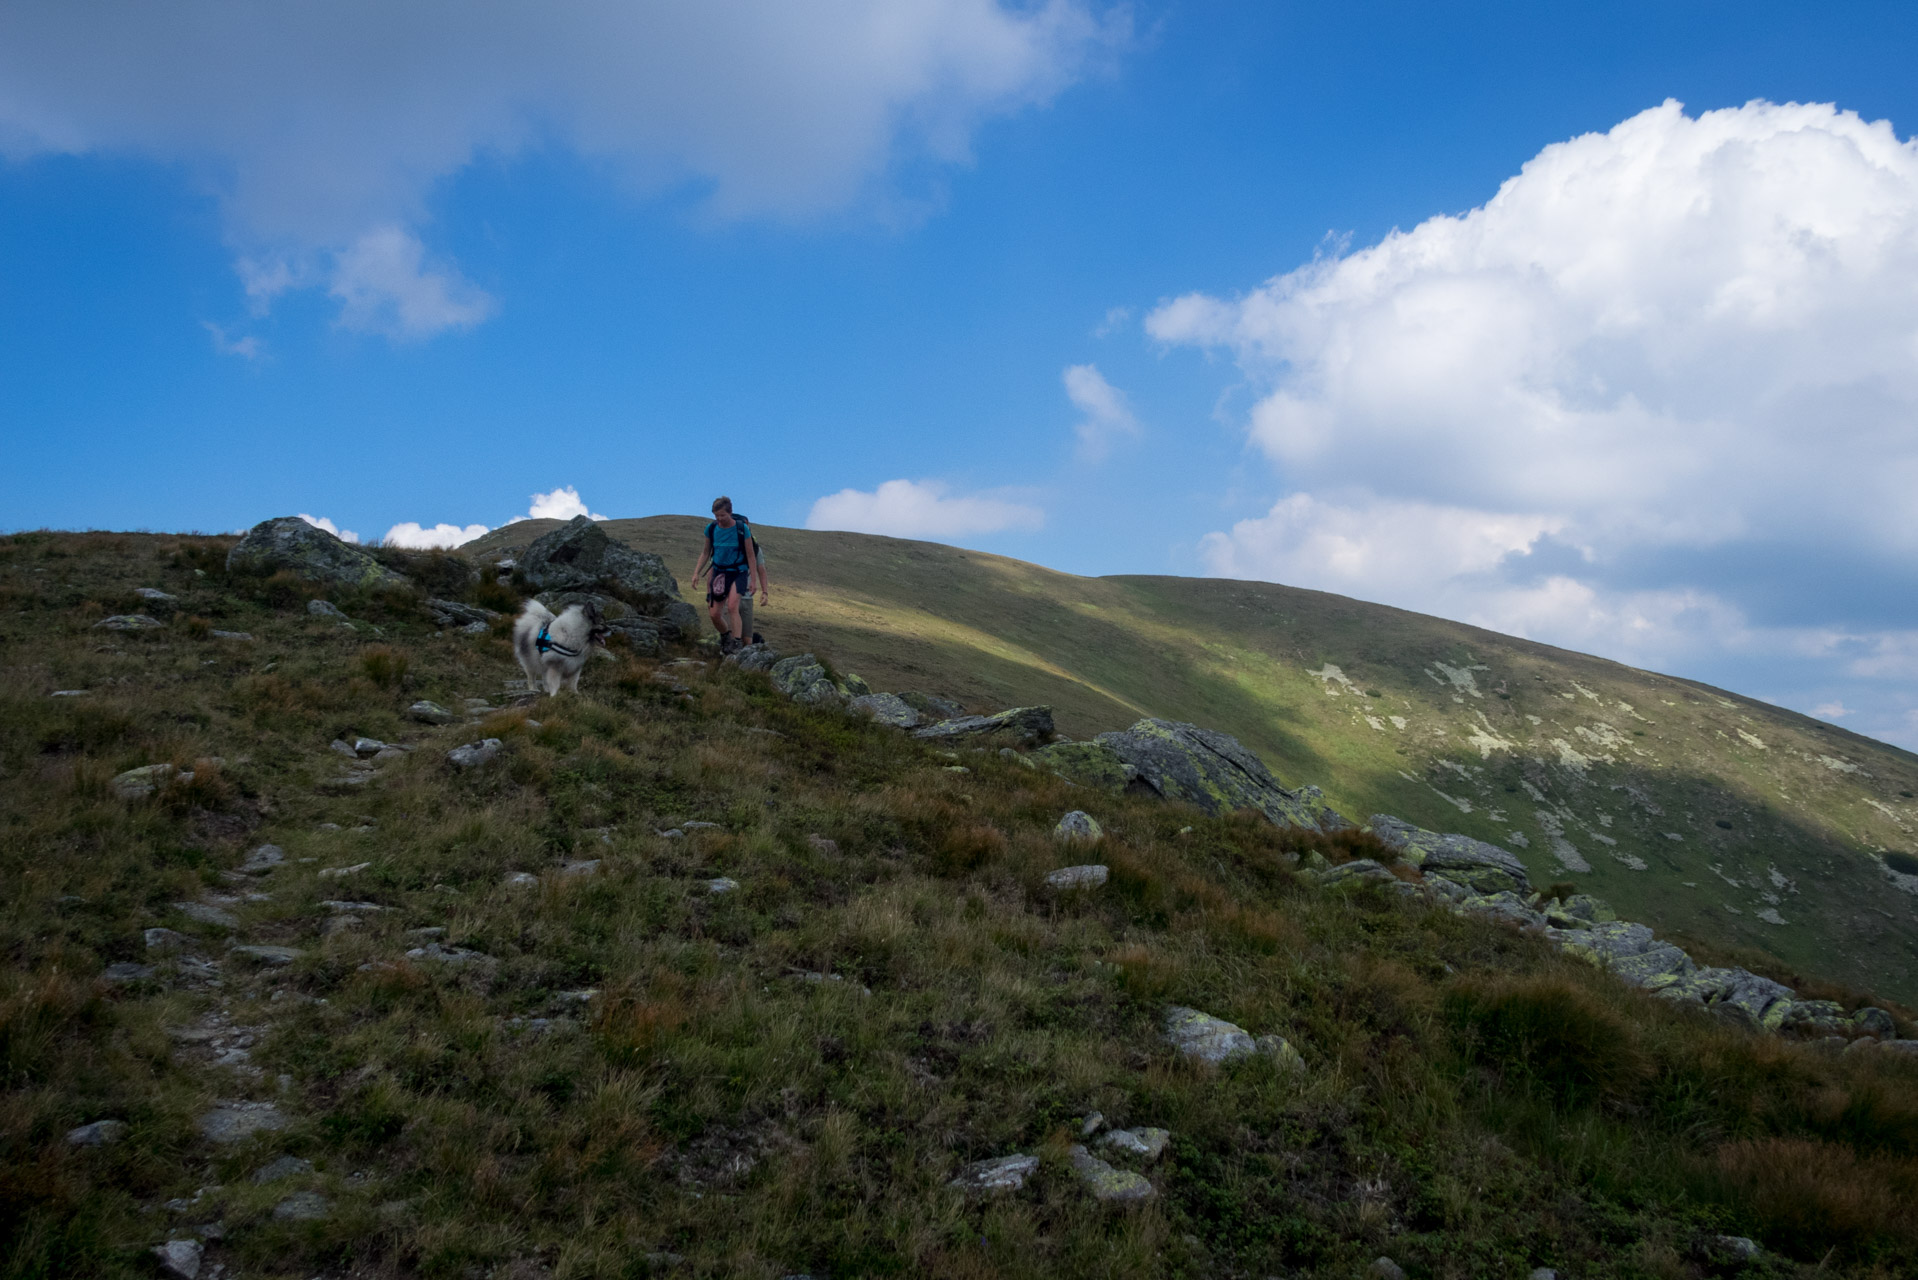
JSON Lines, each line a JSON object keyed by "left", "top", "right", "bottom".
{"left": 1096, "top": 719, "right": 1347, "bottom": 832}
{"left": 227, "top": 516, "right": 407, "bottom": 589}
{"left": 519, "top": 516, "right": 678, "bottom": 606}
{"left": 912, "top": 706, "right": 1055, "bottom": 746}
{"left": 1031, "top": 741, "right": 1138, "bottom": 794}
{"left": 1369, "top": 815, "right": 1531, "bottom": 894}
{"left": 770, "top": 654, "right": 846, "bottom": 706}
{"left": 850, "top": 692, "right": 920, "bottom": 727}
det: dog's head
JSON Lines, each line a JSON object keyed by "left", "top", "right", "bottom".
{"left": 582, "top": 599, "right": 611, "bottom": 647}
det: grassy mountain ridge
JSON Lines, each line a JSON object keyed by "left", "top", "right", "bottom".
{"left": 7, "top": 526, "right": 1918, "bottom": 1278}
{"left": 472, "top": 517, "right": 1918, "bottom": 1005}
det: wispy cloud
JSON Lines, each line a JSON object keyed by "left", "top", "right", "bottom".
{"left": 806, "top": 478, "right": 1043, "bottom": 538}
{"left": 1062, "top": 362, "right": 1140, "bottom": 460}
{"left": 382, "top": 485, "right": 607, "bottom": 548}
{"left": 298, "top": 513, "right": 359, "bottom": 543}
{"left": 202, "top": 321, "right": 263, "bottom": 360}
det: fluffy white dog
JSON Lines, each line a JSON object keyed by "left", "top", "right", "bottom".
{"left": 512, "top": 599, "right": 607, "bottom": 695}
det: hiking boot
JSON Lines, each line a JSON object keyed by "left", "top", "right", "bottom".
{"left": 720, "top": 634, "right": 742, "bottom": 655}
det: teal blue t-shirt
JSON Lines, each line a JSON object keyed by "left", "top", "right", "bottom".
{"left": 706, "top": 520, "right": 753, "bottom": 570}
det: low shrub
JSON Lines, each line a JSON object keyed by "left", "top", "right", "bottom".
{"left": 1446, "top": 974, "right": 1650, "bottom": 1108}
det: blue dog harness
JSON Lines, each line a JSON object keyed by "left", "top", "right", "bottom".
{"left": 535, "top": 620, "right": 581, "bottom": 659}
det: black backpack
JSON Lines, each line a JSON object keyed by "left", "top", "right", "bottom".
{"left": 707, "top": 516, "right": 762, "bottom": 572}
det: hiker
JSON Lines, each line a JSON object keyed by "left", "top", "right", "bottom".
{"left": 693, "top": 496, "right": 768, "bottom": 654}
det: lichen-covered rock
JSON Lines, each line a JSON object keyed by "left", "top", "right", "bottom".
{"left": 725, "top": 643, "right": 781, "bottom": 673}
{"left": 1555, "top": 920, "right": 1696, "bottom": 987}
{"left": 604, "top": 615, "right": 662, "bottom": 655}
{"left": 841, "top": 673, "right": 872, "bottom": 697}
{"left": 1370, "top": 815, "right": 1531, "bottom": 894}
{"left": 1655, "top": 967, "right": 1796, "bottom": 1027}
{"left": 408, "top": 699, "right": 454, "bottom": 724}
{"left": 913, "top": 706, "right": 1055, "bottom": 746}
{"left": 1767, "top": 998, "right": 1851, "bottom": 1036}
{"left": 227, "top": 516, "right": 407, "bottom": 589}
{"left": 1069, "top": 1144, "right": 1154, "bottom": 1202}
{"left": 657, "top": 600, "right": 701, "bottom": 640}
{"left": 519, "top": 517, "right": 679, "bottom": 605}
{"left": 1853, "top": 1006, "right": 1896, "bottom": 1039}
{"left": 1096, "top": 719, "right": 1346, "bottom": 831}
{"left": 1030, "top": 740, "right": 1137, "bottom": 794}
{"left": 1044, "top": 864, "right": 1108, "bottom": 891}
{"left": 1099, "top": 1127, "right": 1170, "bottom": 1163}
{"left": 1255, "top": 1034, "right": 1306, "bottom": 1070}
{"left": 850, "top": 692, "right": 920, "bottom": 727}
{"left": 1163, "top": 1006, "right": 1257, "bottom": 1064}
{"left": 1316, "top": 858, "right": 1398, "bottom": 887}
{"left": 948, "top": 1153, "right": 1039, "bottom": 1194}
{"left": 1054, "top": 811, "right": 1103, "bottom": 842}
{"left": 111, "top": 763, "right": 177, "bottom": 799}
{"left": 770, "top": 654, "right": 845, "bottom": 706}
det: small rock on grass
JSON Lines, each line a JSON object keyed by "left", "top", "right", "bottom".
{"left": 317, "top": 862, "right": 371, "bottom": 879}
{"left": 273, "top": 1190, "right": 330, "bottom": 1221}
{"left": 95, "top": 614, "right": 163, "bottom": 631}
{"left": 198, "top": 1101, "right": 286, "bottom": 1143}
{"left": 503, "top": 871, "right": 539, "bottom": 887}
{"left": 1370, "top": 1259, "right": 1407, "bottom": 1280}
{"left": 1068, "top": 1144, "right": 1153, "bottom": 1203}
{"left": 103, "top": 962, "right": 154, "bottom": 983}
{"left": 948, "top": 1153, "right": 1039, "bottom": 1194}
{"left": 229, "top": 944, "right": 302, "bottom": 965}
{"left": 1054, "top": 811, "right": 1103, "bottom": 842}
{"left": 252, "top": 1154, "right": 314, "bottom": 1184}
{"left": 1163, "top": 1006, "right": 1255, "bottom": 1064}
{"left": 146, "top": 927, "right": 187, "bottom": 950}
{"left": 153, "top": 1238, "right": 204, "bottom": 1279}
{"left": 111, "top": 763, "right": 177, "bottom": 799}
{"left": 1044, "top": 864, "right": 1108, "bottom": 891}
{"left": 66, "top": 1119, "right": 127, "bottom": 1146}
{"left": 560, "top": 859, "right": 601, "bottom": 876}
{"left": 1099, "top": 1127, "right": 1170, "bottom": 1163}
{"left": 173, "top": 901, "right": 239, "bottom": 928}
{"left": 239, "top": 843, "right": 284, "bottom": 873}
{"left": 706, "top": 877, "right": 740, "bottom": 894}
{"left": 446, "top": 738, "right": 501, "bottom": 768}
{"left": 307, "top": 599, "right": 347, "bottom": 619}
{"left": 408, "top": 700, "right": 455, "bottom": 725}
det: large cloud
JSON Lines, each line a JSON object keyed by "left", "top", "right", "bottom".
{"left": 1149, "top": 100, "right": 1918, "bottom": 743}
{"left": 807, "top": 479, "right": 1043, "bottom": 538}
{"left": 0, "top": 1, "right": 1120, "bottom": 336}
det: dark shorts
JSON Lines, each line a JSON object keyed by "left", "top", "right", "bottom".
{"left": 708, "top": 567, "right": 749, "bottom": 603}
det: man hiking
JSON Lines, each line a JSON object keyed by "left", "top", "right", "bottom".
{"left": 693, "top": 496, "right": 768, "bottom": 654}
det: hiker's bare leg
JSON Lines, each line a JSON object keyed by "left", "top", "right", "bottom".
{"left": 722, "top": 588, "right": 743, "bottom": 641}
{"left": 708, "top": 596, "right": 725, "bottom": 634}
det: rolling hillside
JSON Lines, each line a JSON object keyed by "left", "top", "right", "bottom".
{"left": 470, "top": 516, "right": 1918, "bottom": 1004}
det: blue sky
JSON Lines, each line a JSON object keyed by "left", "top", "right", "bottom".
{"left": 6, "top": 1, "right": 1918, "bottom": 747}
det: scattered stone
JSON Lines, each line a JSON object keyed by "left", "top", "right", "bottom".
{"left": 111, "top": 763, "right": 177, "bottom": 799}
{"left": 849, "top": 692, "right": 921, "bottom": 727}
{"left": 228, "top": 516, "right": 407, "bottom": 588}
{"left": 1163, "top": 1006, "right": 1258, "bottom": 1064}
{"left": 94, "top": 614, "right": 164, "bottom": 631}
{"left": 447, "top": 738, "right": 502, "bottom": 768}
{"left": 913, "top": 706, "right": 1055, "bottom": 747}
{"left": 900, "top": 691, "right": 964, "bottom": 720}
{"left": 1369, "top": 1259, "right": 1407, "bottom": 1280}
{"left": 209, "top": 629, "right": 253, "bottom": 641}
{"left": 239, "top": 843, "right": 285, "bottom": 873}
{"left": 1044, "top": 864, "right": 1109, "bottom": 892}
{"left": 273, "top": 1190, "right": 330, "bottom": 1221}
{"left": 1099, "top": 1127, "right": 1170, "bottom": 1163}
{"left": 1529, "top": 1270, "right": 1560, "bottom": 1280}
{"left": 725, "top": 641, "right": 782, "bottom": 672}
{"left": 198, "top": 1101, "right": 286, "bottom": 1143}
{"left": 1255, "top": 1034, "right": 1307, "bottom": 1070}
{"left": 252, "top": 1155, "right": 314, "bottom": 1184}
{"left": 683, "top": 821, "right": 721, "bottom": 831}
{"left": 770, "top": 654, "right": 846, "bottom": 706}
{"left": 1068, "top": 1144, "right": 1154, "bottom": 1202}
{"left": 146, "top": 927, "right": 188, "bottom": 950}
{"left": 557, "top": 988, "right": 599, "bottom": 1003}
{"left": 560, "top": 859, "right": 601, "bottom": 876}
{"left": 1096, "top": 718, "right": 1346, "bottom": 831}
{"left": 153, "top": 1238, "right": 204, "bottom": 1279}
{"left": 948, "top": 1153, "right": 1039, "bottom": 1194}
{"left": 66, "top": 1119, "right": 128, "bottom": 1146}
{"left": 1699, "top": 1235, "right": 1762, "bottom": 1264}
{"left": 405, "top": 927, "right": 447, "bottom": 940}
{"left": 1316, "top": 858, "right": 1399, "bottom": 887}
{"left": 1053, "top": 811, "right": 1103, "bottom": 842}
{"left": 102, "top": 962, "right": 154, "bottom": 983}
{"left": 352, "top": 736, "right": 385, "bottom": 756}
{"left": 307, "top": 598, "right": 349, "bottom": 620}
{"left": 317, "top": 863, "right": 371, "bottom": 879}
{"left": 503, "top": 871, "right": 539, "bottom": 887}
{"left": 50, "top": 689, "right": 89, "bottom": 697}
{"left": 405, "top": 942, "right": 485, "bottom": 966}
{"left": 657, "top": 828, "right": 685, "bottom": 839}
{"left": 460, "top": 619, "right": 488, "bottom": 635}
{"left": 1080, "top": 1111, "right": 1105, "bottom": 1137}
{"left": 1854, "top": 1006, "right": 1896, "bottom": 1039}
{"left": 230, "top": 945, "right": 303, "bottom": 965}
{"left": 425, "top": 597, "right": 497, "bottom": 627}
{"left": 374, "top": 746, "right": 406, "bottom": 760}
{"left": 174, "top": 901, "right": 240, "bottom": 928}
{"left": 328, "top": 738, "right": 359, "bottom": 759}
{"left": 408, "top": 700, "right": 455, "bottom": 724}
{"left": 706, "top": 877, "right": 741, "bottom": 894}
{"left": 998, "top": 746, "right": 1038, "bottom": 769}
{"left": 136, "top": 587, "right": 177, "bottom": 602}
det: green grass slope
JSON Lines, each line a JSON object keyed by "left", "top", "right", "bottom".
{"left": 5, "top": 529, "right": 1918, "bottom": 1279}
{"left": 471, "top": 517, "right": 1918, "bottom": 1005}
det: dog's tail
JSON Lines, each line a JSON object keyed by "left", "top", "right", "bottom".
{"left": 513, "top": 599, "right": 555, "bottom": 681}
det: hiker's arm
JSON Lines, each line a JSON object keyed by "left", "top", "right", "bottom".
{"left": 691, "top": 548, "right": 710, "bottom": 590}
{"left": 746, "top": 538, "right": 769, "bottom": 602}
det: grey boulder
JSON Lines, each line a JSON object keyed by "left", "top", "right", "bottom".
{"left": 725, "top": 643, "right": 781, "bottom": 673}
{"left": 1044, "top": 864, "right": 1109, "bottom": 891}
{"left": 198, "top": 1101, "right": 286, "bottom": 1143}
{"left": 407, "top": 700, "right": 455, "bottom": 725}
{"left": 1068, "top": 1144, "right": 1153, "bottom": 1202}
{"left": 519, "top": 516, "right": 679, "bottom": 605}
{"left": 1053, "top": 811, "right": 1103, "bottom": 842}
{"left": 913, "top": 706, "right": 1055, "bottom": 746}
{"left": 94, "top": 614, "right": 164, "bottom": 631}
{"left": 66, "top": 1119, "right": 128, "bottom": 1146}
{"left": 447, "top": 738, "right": 502, "bottom": 768}
{"left": 1163, "top": 1006, "right": 1256, "bottom": 1064}
{"left": 425, "top": 597, "right": 496, "bottom": 627}
{"left": 1370, "top": 815, "right": 1531, "bottom": 894}
{"left": 239, "top": 843, "right": 285, "bottom": 873}
{"left": 948, "top": 1153, "right": 1039, "bottom": 1194}
{"left": 307, "top": 598, "right": 349, "bottom": 620}
{"left": 153, "top": 1239, "right": 204, "bottom": 1279}
{"left": 770, "top": 654, "right": 845, "bottom": 706}
{"left": 849, "top": 692, "right": 920, "bottom": 727}
{"left": 228, "top": 516, "right": 406, "bottom": 589}
{"left": 1095, "top": 719, "right": 1346, "bottom": 832}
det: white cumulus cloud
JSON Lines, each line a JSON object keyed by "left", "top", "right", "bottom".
{"left": 1062, "top": 362, "right": 1140, "bottom": 460}
{"left": 1150, "top": 99, "right": 1918, "bottom": 745}
{"left": 298, "top": 513, "right": 359, "bottom": 543}
{"left": 382, "top": 521, "right": 491, "bottom": 550}
{"left": 0, "top": 1, "right": 1122, "bottom": 338}
{"left": 806, "top": 479, "right": 1043, "bottom": 539}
